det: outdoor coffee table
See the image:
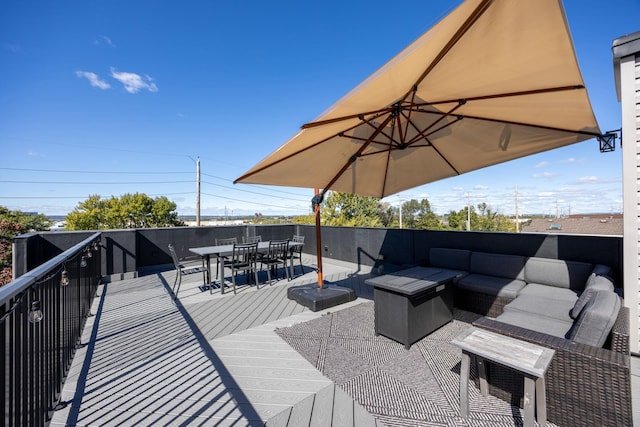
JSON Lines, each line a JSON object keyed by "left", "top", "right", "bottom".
{"left": 451, "top": 327, "right": 555, "bottom": 427}
{"left": 366, "top": 266, "right": 458, "bottom": 349}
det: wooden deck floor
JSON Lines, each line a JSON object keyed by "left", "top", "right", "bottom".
{"left": 48, "top": 255, "right": 640, "bottom": 426}
{"left": 50, "top": 256, "right": 383, "bottom": 426}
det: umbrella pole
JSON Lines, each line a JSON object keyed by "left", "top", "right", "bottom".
{"left": 314, "top": 188, "right": 323, "bottom": 288}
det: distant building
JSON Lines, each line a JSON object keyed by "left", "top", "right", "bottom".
{"left": 522, "top": 214, "right": 623, "bottom": 235}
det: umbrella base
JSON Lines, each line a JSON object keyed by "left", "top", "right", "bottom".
{"left": 287, "top": 283, "right": 356, "bottom": 312}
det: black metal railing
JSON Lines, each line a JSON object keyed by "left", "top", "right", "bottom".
{"left": 1, "top": 232, "right": 101, "bottom": 426}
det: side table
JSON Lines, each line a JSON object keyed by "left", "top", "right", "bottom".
{"left": 451, "top": 327, "right": 555, "bottom": 427}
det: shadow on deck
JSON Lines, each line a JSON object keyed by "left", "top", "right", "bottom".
{"left": 50, "top": 256, "right": 380, "bottom": 426}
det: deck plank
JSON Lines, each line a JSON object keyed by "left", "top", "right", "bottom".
{"left": 50, "top": 257, "right": 377, "bottom": 427}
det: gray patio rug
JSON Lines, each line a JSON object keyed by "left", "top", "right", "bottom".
{"left": 276, "top": 301, "right": 557, "bottom": 427}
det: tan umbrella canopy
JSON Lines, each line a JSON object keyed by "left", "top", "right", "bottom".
{"left": 236, "top": 0, "right": 600, "bottom": 197}
{"left": 235, "top": 0, "right": 601, "bottom": 290}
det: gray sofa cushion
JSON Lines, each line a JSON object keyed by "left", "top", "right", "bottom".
{"left": 429, "top": 248, "right": 471, "bottom": 272}
{"left": 456, "top": 274, "right": 526, "bottom": 298}
{"left": 503, "top": 294, "right": 574, "bottom": 323}
{"left": 469, "top": 252, "right": 525, "bottom": 280}
{"left": 517, "top": 283, "right": 580, "bottom": 301}
{"left": 496, "top": 311, "right": 574, "bottom": 338}
{"left": 567, "top": 290, "right": 621, "bottom": 347}
{"left": 570, "top": 275, "right": 615, "bottom": 319}
{"left": 524, "top": 257, "right": 593, "bottom": 290}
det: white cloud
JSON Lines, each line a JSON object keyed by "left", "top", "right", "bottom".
{"left": 533, "top": 171, "right": 557, "bottom": 178}
{"left": 561, "top": 157, "right": 584, "bottom": 164}
{"left": 577, "top": 176, "right": 598, "bottom": 184}
{"left": 473, "top": 185, "right": 488, "bottom": 190}
{"left": 110, "top": 68, "right": 158, "bottom": 94}
{"left": 75, "top": 71, "right": 111, "bottom": 89}
{"left": 27, "top": 150, "right": 44, "bottom": 157}
{"left": 535, "top": 161, "right": 549, "bottom": 168}
{"left": 95, "top": 35, "right": 115, "bottom": 48}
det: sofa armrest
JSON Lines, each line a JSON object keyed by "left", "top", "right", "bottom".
{"left": 472, "top": 307, "right": 631, "bottom": 427}
{"left": 473, "top": 308, "right": 629, "bottom": 363}
{"left": 610, "top": 304, "right": 630, "bottom": 354}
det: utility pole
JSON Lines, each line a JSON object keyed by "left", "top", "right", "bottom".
{"left": 515, "top": 186, "right": 520, "bottom": 233}
{"left": 398, "top": 195, "right": 403, "bottom": 229}
{"left": 466, "top": 193, "right": 471, "bottom": 231}
{"left": 196, "top": 157, "right": 201, "bottom": 226}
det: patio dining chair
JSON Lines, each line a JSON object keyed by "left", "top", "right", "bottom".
{"left": 168, "top": 244, "right": 208, "bottom": 299}
{"left": 228, "top": 242, "right": 259, "bottom": 294}
{"left": 288, "top": 235, "right": 305, "bottom": 278}
{"left": 260, "top": 240, "right": 290, "bottom": 285}
{"left": 214, "top": 237, "right": 238, "bottom": 285}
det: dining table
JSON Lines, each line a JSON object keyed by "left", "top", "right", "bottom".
{"left": 189, "top": 240, "right": 304, "bottom": 294}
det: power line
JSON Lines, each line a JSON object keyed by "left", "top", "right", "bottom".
{"left": 201, "top": 192, "right": 307, "bottom": 212}
{"left": 201, "top": 172, "right": 312, "bottom": 197}
{"left": 0, "top": 192, "right": 194, "bottom": 199}
{"left": 1, "top": 180, "right": 193, "bottom": 185}
{"left": 201, "top": 180, "right": 308, "bottom": 203}
{"left": 0, "top": 167, "right": 192, "bottom": 174}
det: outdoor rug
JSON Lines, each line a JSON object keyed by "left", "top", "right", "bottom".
{"left": 276, "top": 301, "right": 557, "bottom": 427}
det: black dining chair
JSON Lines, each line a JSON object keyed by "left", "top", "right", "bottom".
{"left": 168, "top": 244, "right": 208, "bottom": 299}
{"left": 288, "top": 235, "right": 305, "bottom": 278}
{"left": 228, "top": 242, "right": 259, "bottom": 294}
{"left": 260, "top": 240, "right": 290, "bottom": 285}
{"left": 213, "top": 237, "right": 238, "bottom": 292}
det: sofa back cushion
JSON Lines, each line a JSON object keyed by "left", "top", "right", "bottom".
{"left": 567, "top": 290, "right": 621, "bottom": 347}
{"left": 524, "top": 257, "right": 592, "bottom": 290}
{"left": 469, "top": 252, "right": 525, "bottom": 280}
{"left": 570, "top": 274, "right": 615, "bottom": 319}
{"left": 429, "top": 248, "right": 471, "bottom": 272}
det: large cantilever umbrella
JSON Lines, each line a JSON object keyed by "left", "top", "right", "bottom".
{"left": 235, "top": 0, "right": 601, "bottom": 294}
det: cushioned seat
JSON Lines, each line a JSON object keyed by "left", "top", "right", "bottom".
{"left": 456, "top": 274, "right": 526, "bottom": 298}
{"left": 517, "top": 283, "right": 580, "bottom": 301}
{"left": 496, "top": 310, "right": 574, "bottom": 338}
{"left": 503, "top": 294, "right": 574, "bottom": 322}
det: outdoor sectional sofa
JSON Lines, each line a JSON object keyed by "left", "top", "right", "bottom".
{"left": 428, "top": 247, "right": 631, "bottom": 427}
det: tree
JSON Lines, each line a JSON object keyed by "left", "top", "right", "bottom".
{"left": 415, "top": 199, "right": 444, "bottom": 230}
{"left": 321, "top": 192, "right": 382, "bottom": 227}
{"left": 378, "top": 202, "right": 398, "bottom": 228}
{"left": 474, "top": 202, "right": 516, "bottom": 232}
{"left": 401, "top": 199, "right": 421, "bottom": 229}
{"left": 0, "top": 206, "right": 51, "bottom": 286}
{"left": 65, "top": 193, "right": 185, "bottom": 230}
{"left": 400, "top": 198, "right": 444, "bottom": 230}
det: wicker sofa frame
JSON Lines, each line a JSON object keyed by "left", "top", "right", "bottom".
{"left": 454, "top": 288, "right": 514, "bottom": 318}
{"left": 471, "top": 305, "right": 631, "bottom": 427}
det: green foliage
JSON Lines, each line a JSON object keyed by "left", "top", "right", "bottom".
{"left": 447, "top": 203, "right": 515, "bottom": 232}
{"left": 402, "top": 198, "right": 444, "bottom": 230}
{"left": 292, "top": 214, "right": 315, "bottom": 225}
{"left": 289, "top": 192, "right": 515, "bottom": 233}
{"left": 378, "top": 202, "right": 398, "bottom": 228}
{"left": 65, "top": 193, "right": 185, "bottom": 230}
{"left": 0, "top": 206, "right": 51, "bottom": 286}
{"left": 321, "top": 192, "right": 382, "bottom": 227}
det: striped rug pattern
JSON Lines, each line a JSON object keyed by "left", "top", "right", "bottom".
{"left": 276, "top": 302, "right": 557, "bottom": 427}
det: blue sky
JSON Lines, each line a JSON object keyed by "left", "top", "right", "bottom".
{"left": 1, "top": 0, "right": 638, "bottom": 218}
